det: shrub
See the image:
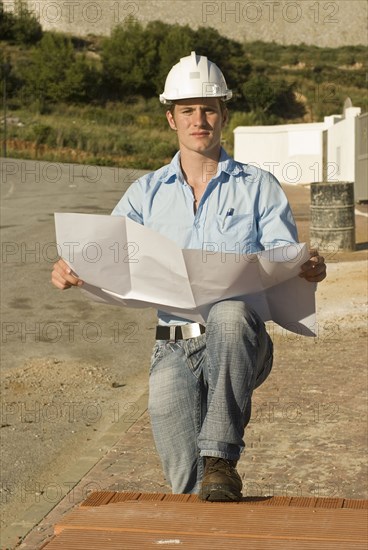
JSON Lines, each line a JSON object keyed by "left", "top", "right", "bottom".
{"left": 31, "top": 123, "right": 57, "bottom": 146}
{"left": 0, "top": 0, "right": 42, "bottom": 44}
{"left": 101, "top": 18, "right": 158, "bottom": 98}
{"left": 19, "top": 32, "right": 97, "bottom": 109}
{"left": 242, "top": 74, "right": 305, "bottom": 119}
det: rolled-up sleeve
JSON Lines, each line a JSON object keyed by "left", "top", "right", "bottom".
{"left": 111, "top": 179, "right": 144, "bottom": 225}
{"left": 257, "top": 171, "right": 299, "bottom": 249}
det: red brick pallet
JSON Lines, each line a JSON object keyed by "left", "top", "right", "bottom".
{"left": 41, "top": 492, "right": 368, "bottom": 549}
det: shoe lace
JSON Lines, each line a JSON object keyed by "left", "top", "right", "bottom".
{"left": 205, "top": 457, "right": 237, "bottom": 474}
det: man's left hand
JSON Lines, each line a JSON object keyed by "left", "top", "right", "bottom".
{"left": 299, "top": 249, "right": 327, "bottom": 283}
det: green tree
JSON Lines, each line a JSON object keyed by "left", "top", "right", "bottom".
{"left": 0, "top": 4, "right": 15, "bottom": 39}
{"left": 102, "top": 18, "right": 158, "bottom": 98}
{"left": 19, "top": 32, "right": 96, "bottom": 109}
{"left": 242, "top": 74, "right": 305, "bottom": 120}
{"left": 271, "top": 80, "right": 306, "bottom": 119}
{"left": 141, "top": 20, "right": 171, "bottom": 96}
{"left": 100, "top": 20, "right": 251, "bottom": 103}
{"left": 0, "top": 0, "right": 42, "bottom": 44}
{"left": 0, "top": 51, "right": 24, "bottom": 106}
{"left": 242, "top": 75, "right": 276, "bottom": 113}
{"left": 12, "top": 0, "right": 42, "bottom": 44}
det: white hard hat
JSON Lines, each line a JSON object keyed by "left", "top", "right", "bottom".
{"left": 159, "top": 51, "right": 232, "bottom": 104}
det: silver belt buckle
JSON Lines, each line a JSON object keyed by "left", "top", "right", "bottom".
{"left": 169, "top": 326, "right": 177, "bottom": 342}
{"left": 181, "top": 323, "right": 202, "bottom": 339}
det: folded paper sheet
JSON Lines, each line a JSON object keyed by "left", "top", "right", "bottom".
{"left": 54, "top": 213, "right": 317, "bottom": 336}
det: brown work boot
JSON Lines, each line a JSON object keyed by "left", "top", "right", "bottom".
{"left": 199, "top": 457, "right": 242, "bottom": 501}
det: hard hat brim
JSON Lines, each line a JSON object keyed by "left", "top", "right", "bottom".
{"left": 159, "top": 91, "right": 232, "bottom": 104}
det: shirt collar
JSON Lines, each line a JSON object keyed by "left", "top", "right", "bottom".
{"left": 216, "top": 147, "right": 245, "bottom": 178}
{"left": 161, "top": 147, "right": 245, "bottom": 184}
{"left": 161, "top": 151, "right": 182, "bottom": 184}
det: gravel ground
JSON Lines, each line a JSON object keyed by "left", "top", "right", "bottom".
{"left": 1, "top": 159, "right": 367, "bottom": 540}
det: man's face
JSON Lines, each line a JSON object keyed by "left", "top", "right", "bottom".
{"left": 166, "top": 97, "right": 227, "bottom": 156}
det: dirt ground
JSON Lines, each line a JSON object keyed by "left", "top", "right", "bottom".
{"left": 1, "top": 159, "right": 367, "bottom": 537}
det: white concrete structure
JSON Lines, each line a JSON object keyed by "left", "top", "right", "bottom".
{"left": 234, "top": 107, "right": 362, "bottom": 185}
{"left": 355, "top": 112, "right": 368, "bottom": 202}
{"left": 327, "top": 107, "right": 361, "bottom": 183}
{"left": 234, "top": 121, "right": 327, "bottom": 184}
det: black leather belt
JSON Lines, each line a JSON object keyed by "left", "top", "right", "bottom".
{"left": 156, "top": 323, "right": 206, "bottom": 341}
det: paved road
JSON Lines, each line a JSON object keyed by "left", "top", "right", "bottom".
{"left": 1, "top": 157, "right": 367, "bottom": 548}
{"left": 1, "top": 158, "right": 155, "bottom": 374}
{"left": 1, "top": 157, "right": 366, "bottom": 372}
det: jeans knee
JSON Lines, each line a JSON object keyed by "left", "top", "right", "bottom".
{"left": 208, "top": 300, "right": 260, "bottom": 326}
{"left": 206, "top": 300, "right": 265, "bottom": 345}
{"left": 209, "top": 299, "right": 241, "bottom": 319}
{"left": 206, "top": 301, "right": 244, "bottom": 343}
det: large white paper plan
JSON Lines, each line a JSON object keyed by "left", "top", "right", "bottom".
{"left": 54, "top": 213, "right": 317, "bottom": 336}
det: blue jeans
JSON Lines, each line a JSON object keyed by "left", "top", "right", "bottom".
{"left": 148, "top": 300, "right": 273, "bottom": 494}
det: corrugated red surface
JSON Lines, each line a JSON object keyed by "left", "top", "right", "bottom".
{"left": 41, "top": 528, "right": 368, "bottom": 549}
{"left": 81, "top": 491, "right": 367, "bottom": 509}
{"left": 43, "top": 492, "right": 368, "bottom": 549}
{"left": 343, "top": 499, "right": 368, "bottom": 509}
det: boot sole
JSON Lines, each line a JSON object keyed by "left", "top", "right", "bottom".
{"left": 199, "top": 483, "right": 242, "bottom": 502}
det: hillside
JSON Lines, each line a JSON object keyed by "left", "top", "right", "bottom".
{"left": 1, "top": 9, "right": 367, "bottom": 169}
{"left": 2, "top": 0, "right": 368, "bottom": 47}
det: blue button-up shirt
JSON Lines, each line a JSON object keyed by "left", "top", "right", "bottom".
{"left": 112, "top": 148, "right": 298, "bottom": 324}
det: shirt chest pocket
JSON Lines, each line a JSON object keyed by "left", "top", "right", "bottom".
{"left": 209, "top": 213, "right": 256, "bottom": 252}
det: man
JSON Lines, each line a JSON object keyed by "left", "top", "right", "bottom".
{"left": 52, "top": 52, "right": 326, "bottom": 502}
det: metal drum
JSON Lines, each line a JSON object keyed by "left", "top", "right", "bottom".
{"left": 310, "top": 182, "right": 355, "bottom": 251}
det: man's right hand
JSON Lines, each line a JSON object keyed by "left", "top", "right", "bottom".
{"left": 51, "top": 258, "right": 83, "bottom": 290}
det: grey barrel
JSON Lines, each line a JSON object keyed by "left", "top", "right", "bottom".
{"left": 310, "top": 182, "right": 355, "bottom": 251}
